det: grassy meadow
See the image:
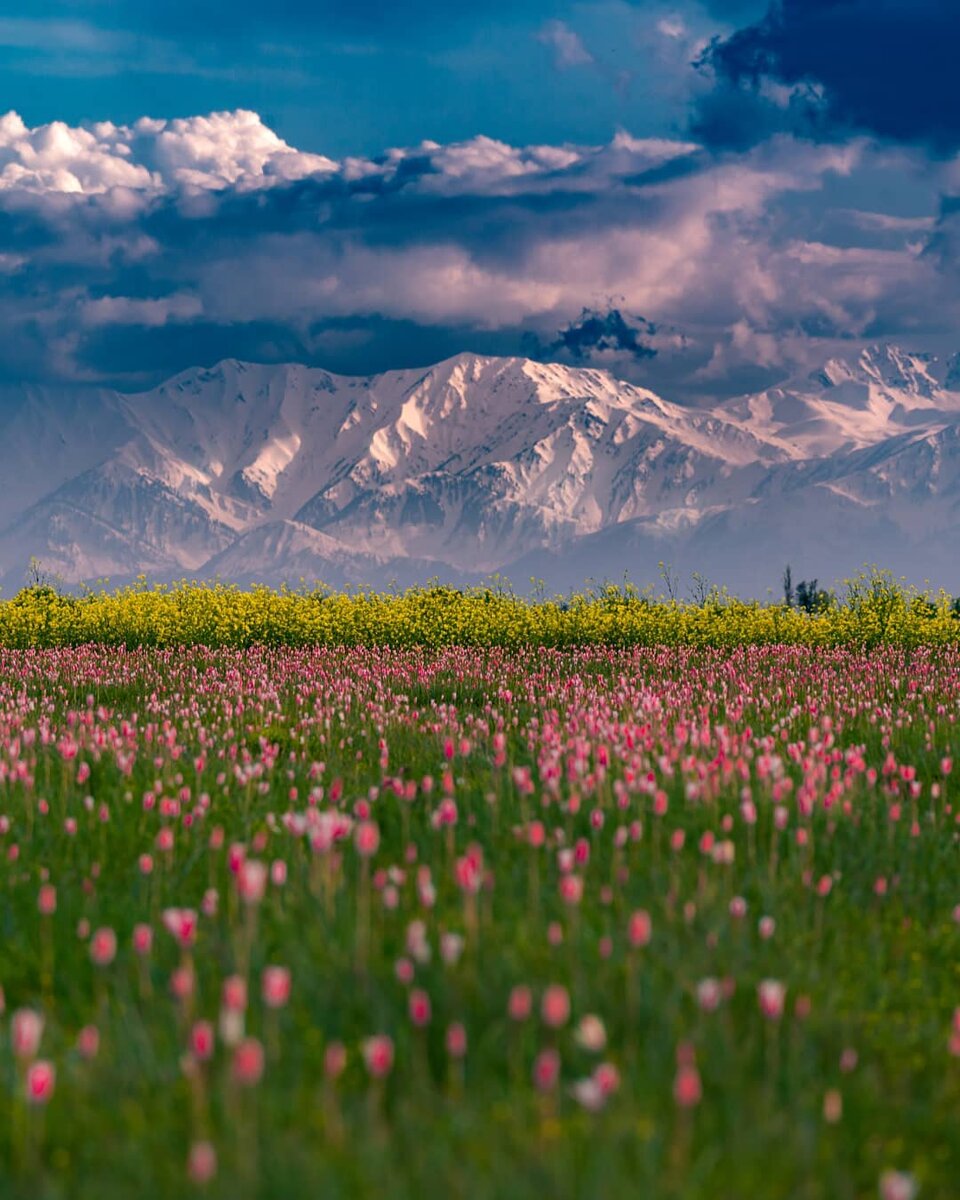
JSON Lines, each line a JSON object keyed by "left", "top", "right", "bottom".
{"left": 0, "top": 575, "right": 957, "bottom": 1198}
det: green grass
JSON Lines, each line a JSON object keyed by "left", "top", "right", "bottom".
{"left": 0, "top": 642, "right": 957, "bottom": 1199}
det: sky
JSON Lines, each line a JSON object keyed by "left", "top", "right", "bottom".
{"left": 0, "top": 0, "right": 957, "bottom": 399}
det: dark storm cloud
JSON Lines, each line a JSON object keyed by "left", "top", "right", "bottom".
{"left": 696, "top": 0, "right": 960, "bottom": 151}
{"left": 550, "top": 308, "right": 657, "bottom": 362}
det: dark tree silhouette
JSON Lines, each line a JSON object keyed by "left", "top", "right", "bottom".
{"left": 783, "top": 565, "right": 794, "bottom": 608}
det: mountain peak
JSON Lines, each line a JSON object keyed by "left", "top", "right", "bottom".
{"left": 814, "top": 343, "right": 943, "bottom": 397}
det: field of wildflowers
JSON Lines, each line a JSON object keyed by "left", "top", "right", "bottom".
{"left": 1, "top": 639, "right": 957, "bottom": 1199}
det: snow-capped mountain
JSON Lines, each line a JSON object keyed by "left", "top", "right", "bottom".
{"left": 3, "top": 344, "right": 960, "bottom": 596}
{"left": 720, "top": 344, "right": 960, "bottom": 456}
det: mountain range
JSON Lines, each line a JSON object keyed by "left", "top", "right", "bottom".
{"left": 3, "top": 344, "right": 960, "bottom": 597}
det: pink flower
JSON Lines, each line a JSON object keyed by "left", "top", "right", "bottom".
{"left": 355, "top": 821, "right": 380, "bottom": 859}
{"left": 409, "top": 988, "right": 432, "bottom": 1027}
{"left": 362, "top": 1034, "right": 394, "bottom": 1078}
{"left": 541, "top": 984, "right": 570, "bottom": 1029}
{"left": 76, "top": 1025, "right": 100, "bottom": 1060}
{"left": 696, "top": 978, "right": 722, "bottom": 1013}
{"left": 594, "top": 1062, "right": 620, "bottom": 1096}
{"left": 446, "top": 1022, "right": 468, "bottom": 1058}
{"left": 673, "top": 1063, "right": 702, "bottom": 1108}
{"left": 170, "top": 964, "right": 195, "bottom": 1001}
{"left": 222, "top": 975, "right": 248, "bottom": 1012}
{"left": 25, "top": 1060, "right": 56, "bottom": 1105}
{"left": 628, "top": 909, "right": 652, "bottom": 948}
{"left": 533, "top": 1048, "right": 561, "bottom": 1092}
{"left": 12, "top": 1008, "right": 44, "bottom": 1059}
{"left": 508, "top": 985, "right": 533, "bottom": 1022}
{"left": 133, "top": 923, "right": 153, "bottom": 955}
{"left": 879, "top": 1171, "right": 918, "bottom": 1200}
{"left": 262, "top": 966, "right": 292, "bottom": 1009}
{"left": 758, "top": 979, "right": 787, "bottom": 1021}
{"left": 232, "top": 1038, "right": 265, "bottom": 1086}
{"left": 454, "top": 848, "right": 483, "bottom": 894}
{"left": 572, "top": 1058, "right": 619, "bottom": 1110}
{"left": 559, "top": 874, "right": 583, "bottom": 905}
{"left": 187, "top": 1141, "right": 217, "bottom": 1184}
{"left": 237, "top": 860, "right": 268, "bottom": 905}
{"left": 162, "top": 908, "right": 197, "bottom": 947}
{"left": 38, "top": 884, "right": 57, "bottom": 915}
{"left": 90, "top": 927, "right": 117, "bottom": 966}
{"left": 191, "top": 1021, "right": 215, "bottom": 1062}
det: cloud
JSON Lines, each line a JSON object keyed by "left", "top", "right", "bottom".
{"left": 80, "top": 291, "right": 203, "bottom": 327}
{"left": 536, "top": 20, "right": 595, "bottom": 69}
{"left": 0, "top": 107, "right": 954, "bottom": 400}
{"left": 547, "top": 307, "right": 657, "bottom": 361}
{"left": 656, "top": 16, "right": 688, "bottom": 40}
{"left": 0, "top": 17, "right": 128, "bottom": 53}
{"left": 695, "top": 0, "right": 960, "bottom": 151}
{"left": 0, "top": 109, "right": 335, "bottom": 194}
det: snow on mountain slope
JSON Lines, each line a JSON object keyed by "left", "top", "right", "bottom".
{"left": 288, "top": 355, "right": 787, "bottom": 568}
{"left": 720, "top": 345, "right": 960, "bottom": 457}
{"left": 3, "top": 344, "right": 960, "bottom": 595}
{"left": 0, "top": 461, "right": 236, "bottom": 583}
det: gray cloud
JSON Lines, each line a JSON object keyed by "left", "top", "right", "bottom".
{"left": 0, "top": 108, "right": 954, "bottom": 401}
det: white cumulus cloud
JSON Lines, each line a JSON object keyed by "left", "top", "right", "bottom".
{"left": 0, "top": 108, "right": 336, "bottom": 195}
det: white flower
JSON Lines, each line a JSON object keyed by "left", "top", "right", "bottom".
{"left": 879, "top": 1171, "right": 918, "bottom": 1200}
{"left": 569, "top": 1077, "right": 606, "bottom": 1112}
{"left": 574, "top": 1014, "right": 607, "bottom": 1052}
{"left": 440, "top": 932, "right": 464, "bottom": 965}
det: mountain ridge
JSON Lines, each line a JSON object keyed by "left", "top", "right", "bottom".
{"left": 4, "top": 344, "right": 960, "bottom": 596}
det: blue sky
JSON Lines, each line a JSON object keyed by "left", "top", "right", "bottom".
{"left": 0, "top": 1, "right": 751, "bottom": 153}
{"left": 0, "top": 0, "right": 956, "bottom": 397}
